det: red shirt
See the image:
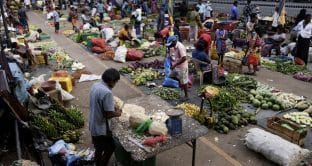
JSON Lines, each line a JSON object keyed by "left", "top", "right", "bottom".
{"left": 198, "top": 33, "right": 212, "bottom": 52}
{"left": 160, "top": 27, "right": 170, "bottom": 38}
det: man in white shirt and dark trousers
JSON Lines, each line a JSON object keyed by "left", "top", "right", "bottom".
{"left": 294, "top": 14, "right": 312, "bottom": 64}
{"left": 132, "top": 5, "right": 142, "bottom": 39}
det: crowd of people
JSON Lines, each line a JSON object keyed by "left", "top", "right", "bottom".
{"left": 2, "top": 0, "right": 311, "bottom": 165}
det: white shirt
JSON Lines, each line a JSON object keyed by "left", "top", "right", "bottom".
{"left": 101, "top": 28, "right": 114, "bottom": 41}
{"left": 272, "top": 33, "right": 286, "bottom": 41}
{"left": 272, "top": 11, "right": 279, "bottom": 28}
{"left": 132, "top": 8, "right": 142, "bottom": 22}
{"left": 197, "top": 4, "right": 205, "bottom": 14}
{"left": 27, "top": 30, "right": 40, "bottom": 42}
{"left": 294, "top": 20, "right": 312, "bottom": 39}
{"left": 204, "top": 5, "right": 213, "bottom": 18}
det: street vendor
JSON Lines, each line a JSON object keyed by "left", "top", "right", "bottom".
{"left": 214, "top": 22, "right": 228, "bottom": 65}
{"left": 11, "top": 41, "right": 35, "bottom": 69}
{"left": 166, "top": 36, "right": 189, "bottom": 101}
{"left": 118, "top": 24, "right": 132, "bottom": 45}
{"left": 89, "top": 68, "right": 122, "bottom": 166}
{"left": 293, "top": 14, "right": 312, "bottom": 65}
{"left": 197, "top": 31, "right": 212, "bottom": 55}
{"left": 26, "top": 29, "right": 42, "bottom": 42}
{"left": 192, "top": 39, "right": 211, "bottom": 71}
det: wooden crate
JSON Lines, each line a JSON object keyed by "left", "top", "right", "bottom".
{"left": 223, "top": 57, "right": 242, "bottom": 73}
{"left": 179, "top": 27, "right": 189, "bottom": 42}
{"left": 267, "top": 117, "right": 307, "bottom": 146}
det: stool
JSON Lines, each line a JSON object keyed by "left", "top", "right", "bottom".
{"left": 49, "top": 76, "right": 73, "bottom": 92}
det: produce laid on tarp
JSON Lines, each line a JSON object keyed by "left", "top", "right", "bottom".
{"left": 31, "top": 100, "right": 84, "bottom": 143}
{"left": 128, "top": 68, "right": 162, "bottom": 86}
{"left": 262, "top": 59, "right": 309, "bottom": 77}
{"left": 152, "top": 87, "right": 180, "bottom": 100}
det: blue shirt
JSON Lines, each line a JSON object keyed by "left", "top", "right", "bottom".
{"left": 89, "top": 81, "right": 115, "bottom": 136}
{"left": 192, "top": 50, "right": 210, "bottom": 68}
{"left": 97, "top": 3, "right": 105, "bottom": 13}
{"left": 231, "top": 5, "right": 239, "bottom": 20}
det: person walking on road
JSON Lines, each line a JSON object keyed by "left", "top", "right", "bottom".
{"left": 271, "top": 7, "right": 280, "bottom": 32}
{"left": 89, "top": 68, "right": 122, "bottom": 166}
{"left": 18, "top": 5, "right": 29, "bottom": 31}
{"left": 293, "top": 14, "right": 312, "bottom": 65}
{"left": 96, "top": 0, "right": 106, "bottom": 23}
{"left": 230, "top": 1, "right": 239, "bottom": 20}
{"left": 203, "top": 1, "right": 213, "bottom": 20}
{"left": 243, "top": 0, "right": 256, "bottom": 23}
{"left": 52, "top": 8, "right": 60, "bottom": 34}
{"left": 189, "top": 5, "right": 202, "bottom": 42}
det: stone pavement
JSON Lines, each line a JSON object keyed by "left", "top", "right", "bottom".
{"left": 27, "top": 10, "right": 311, "bottom": 166}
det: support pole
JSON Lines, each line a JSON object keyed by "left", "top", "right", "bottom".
{"left": 15, "top": 120, "right": 22, "bottom": 160}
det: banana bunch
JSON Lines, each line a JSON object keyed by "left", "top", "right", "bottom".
{"left": 32, "top": 115, "right": 59, "bottom": 138}
{"left": 63, "top": 30, "right": 75, "bottom": 36}
{"left": 62, "top": 130, "right": 81, "bottom": 143}
{"left": 177, "top": 103, "right": 201, "bottom": 117}
{"left": 62, "top": 106, "right": 84, "bottom": 128}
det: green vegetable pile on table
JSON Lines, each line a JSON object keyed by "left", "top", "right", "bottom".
{"left": 152, "top": 87, "right": 180, "bottom": 100}
{"left": 31, "top": 100, "right": 84, "bottom": 142}
{"left": 214, "top": 110, "right": 257, "bottom": 134}
{"left": 249, "top": 89, "right": 285, "bottom": 111}
{"left": 130, "top": 68, "right": 162, "bottom": 86}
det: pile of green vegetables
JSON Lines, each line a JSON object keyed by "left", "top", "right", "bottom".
{"left": 249, "top": 89, "right": 285, "bottom": 111}
{"left": 226, "top": 74, "right": 257, "bottom": 92}
{"left": 130, "top": 68, "right": 162, "bottom": 86}
{"left": 31, "top": 100, "right": 84, "bottom": 142}
{"left": 143, "top": 46, "right": 167, "bottom": 58}
{"left": 215, "top": 110, "right": 257, "bottom": 134}
{"left": 262, "top": 61, "right": 307, "bottom": 74}
{"left": 152, "top": 87, "right": 180, "bottom": 100}
{"left": 211, "top": 88, "right": 241, "bottom": 112}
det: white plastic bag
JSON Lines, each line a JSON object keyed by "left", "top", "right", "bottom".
{"left": 119, "top": 104, "right": 145, "bottom": 123}
{"left": 114, "top": 45, "right": 127, "bottom": 63}
{"left": 55, "top": 81, "right": 75, "bottom": 101}
{"left": 245, "top": 128, "right": 310, "bottom": 166}
{"left": 29, "top": 74, "right": 46, "bottom": 86}
{"left": 148, "top": 121, "right": 168, "bottom": 136}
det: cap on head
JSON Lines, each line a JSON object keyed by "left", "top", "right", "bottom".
{"left": 166, "top": 35, "right": 178, "bottom": 47}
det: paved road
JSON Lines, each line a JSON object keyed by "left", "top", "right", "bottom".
{"left": 27, "top": 10, "right": 311, "bottom": 166}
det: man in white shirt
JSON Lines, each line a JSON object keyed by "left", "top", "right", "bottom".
{"left": 293, "top": 14, "right": 312, "bottom": 64}
{"left": 203, "top": 1, "right": 213, "bottom": 20}
{"left": 271, "top": 7, "right": 279, "bottom": 32}
{"left": 26, "top": 29, "right": 42, "bottom": 42}
{"left": 132, "top": 5, "right": 142, "bottom": 38}
{"left": 197, "top": 0, "right": 205, "bottom": 22}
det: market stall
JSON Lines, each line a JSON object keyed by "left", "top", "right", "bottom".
{"left": 111, "top": 95, "right": 208, "bottom": 166}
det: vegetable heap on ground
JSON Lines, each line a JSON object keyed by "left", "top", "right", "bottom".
{"left": 129, "top": 68, "right": 162, "bottom": 86}
{"left": 31, "top": 100, "right": 84, "bottom": 143}
{"left": 152, "top": 87, "right": 180, "bottom": 100}
{"left": 262, "top": 61, "right": 308, "bottom": 74}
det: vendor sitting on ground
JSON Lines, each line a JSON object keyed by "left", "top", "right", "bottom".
{"left": 264, "top": 25, "right": 286, "bottom": 56}
{"left": 11, "top": 41, "right": 35, "bottom": 68}
{"left": 118, "top": 24, "right": 132, "bottom": 45}
{"left": 192, "top": 39, "right": 211, "bottom": 71}
{"left": 26, "top": 28, "right": 42, "bottom": 42}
